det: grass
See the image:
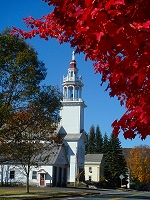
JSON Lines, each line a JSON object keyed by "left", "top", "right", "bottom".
{"left": 0, "top": 186, "right": 93, "bottom": 200}
{"left": 0, "top": 187, "right": 49, "bottom": 195}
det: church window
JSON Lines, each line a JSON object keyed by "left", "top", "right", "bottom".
{"left": 32, "top": 171, "right": 37, "bottom": 179}
{"left": 89, "top": 167, "right": 92, "bottom": 173}
{"left": 10, "top": 170, "right": 15, "bottom": 179}
{"left": 64, "top": 88, "right": 67, "bottom": 98}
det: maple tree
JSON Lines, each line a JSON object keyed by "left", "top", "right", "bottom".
{"left": 12, "top": 0, "right": 150, "bottom": 139}
{"left": 0, "top": 29, "right": 62, "bottom": 192}
{"left": 126, "top": 145, "right": 150, "bottom": 185}
{"left": 0, "top": 86, "right": 62, "bottom": 193}
{"left": 0, "top": 28, "right": 46, "bottom": 130}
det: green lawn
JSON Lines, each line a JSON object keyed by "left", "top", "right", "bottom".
{"left": 0, "top": 186, "right": 92, "bottom": 200}
{"left": 0, "top": 187, "right": 49, "bottom": 195}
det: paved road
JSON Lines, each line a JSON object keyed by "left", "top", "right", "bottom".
{"left": 53, "top": 189, "right": 150, "bottom": 200}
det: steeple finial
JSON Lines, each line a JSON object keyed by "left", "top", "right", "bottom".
{"left": 72, "top": 51, "right": 75, "bottom": 60}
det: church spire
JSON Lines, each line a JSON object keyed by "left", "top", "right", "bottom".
{"left": 62, "top": 51, "right": 83, "bottom": 101}
{"left": 72, "top": 51, "right": 75, "bottom": 60}
{"left": 70, "top": 51, "right": 76, "bottom": 68}
{"left": 60, "top": 51, "right": 86, "bottom": 135}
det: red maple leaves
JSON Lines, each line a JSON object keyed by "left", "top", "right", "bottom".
{"left": 12, "top": 0, "right": 150, "bottom": 139}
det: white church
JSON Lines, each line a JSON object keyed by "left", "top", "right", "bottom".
{"left": 58, "top": 51, "right": 87, "bottom": 184}
{"left": 0, "top": 52, "right": 87, "bottom": 187}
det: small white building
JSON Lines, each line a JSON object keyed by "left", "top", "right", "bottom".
{"left": 0, "top": 145, "right": 68, "bottom": 186}
{"left": 0, "top": 145, "right": 68, "bottom": 187}
{"left": 84, "top": 154, "right": 104, "bottom": 183}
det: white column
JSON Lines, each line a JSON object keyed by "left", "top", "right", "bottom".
{"left": 63, "top": 87, "right": 65, "bottom": 99}
{"left": 67, "top": 87, "right": 68, "bottom": 99}
{"left": 73, "top": 86, "right": 75, "bottom": 99}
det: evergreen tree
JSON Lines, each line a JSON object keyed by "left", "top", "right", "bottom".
{"left": 85, "top": 132, "right": 89, "bottom": 154}
{"left": 103, "top": 132, "right": 110, "bottom": 183}
{"left": 104, "top": 133, "right": 127, "bottom": 187}
{"left": 95, "top": 125, "right": 103, "bottom": 153}
{"left": 87, "top": 125, "right": 96, "bottom": 153}
{"left": 103, "top": 132, "right": 109, "bottom": 154}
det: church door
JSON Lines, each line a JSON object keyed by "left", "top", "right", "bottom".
{"left": 40, "top": 174, "right": 45, "bottom": 186}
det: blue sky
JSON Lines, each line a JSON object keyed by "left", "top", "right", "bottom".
{"left": 1, "top": 0, "right": 150, "bottom": 147}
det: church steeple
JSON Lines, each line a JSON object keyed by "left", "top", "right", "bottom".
{"left": 59, "top": 51, "right": 86, "bottom": 134}
{"left": 70, "top": 51, "right": 76, "bottom": 68}
{"left": 59, "top": 52, "right": 87, "bottom": 185}
{"left": 62, "top": 51, "right": 83, "bottom": 101}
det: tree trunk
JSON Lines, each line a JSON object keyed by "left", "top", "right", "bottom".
{"left": 1, "top": 165, "right": 4, "bottom": 186}
{"left": 26, "top": 164, "right": 31, "bottom": 193}
{"left": 26, "top": 172, "right": 30, "bottom": 193}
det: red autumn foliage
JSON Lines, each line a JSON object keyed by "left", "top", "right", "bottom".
{"left": 12, "top": 0, "right": 150, "bottom": 140}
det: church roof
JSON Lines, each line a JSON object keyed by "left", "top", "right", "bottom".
{"left": 0, "top": 144, "right": 68, "bottom": 166}
{"left": 36, "top": 144, "right": 68, "bottom": 165}
{"left": 63, "top": 133, "right": 82, "bottom": 141}
{"left": 70, "top": 60, "right": 76, "bottom": 68}
{"left": 85, "top": 154, "right": 103, "bottom": 163}
{"left": 40, "top": 145, "right": 61, "bottom": 165}
{"left": 62, "top": 131, "right": 87, "bottom": 143}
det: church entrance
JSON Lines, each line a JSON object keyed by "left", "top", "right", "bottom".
{"left": 38, "top": 169, "right": 47, "bottom": 187}
{"left": 40, "top": 174, "right": 45, "bottom": 186}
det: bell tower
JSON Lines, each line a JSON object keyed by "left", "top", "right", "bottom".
{"left": 58, "top": 51, "right": 87, "bottom": 184}
{"left": 59, "top": 51, "right": 86, "bottom": 134}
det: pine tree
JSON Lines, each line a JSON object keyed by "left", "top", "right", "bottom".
{"left": 103, "top": 132, "right": 110, "bottom": 183}
{"left": 104, "top": 133, "right": 127, "bottom": 187}
{"left": 103, "top": 132, "right": 109, "bottom": 154}
{"left": 95, "top": 125, "right": 103, "bottom": 153}
{"left": 85, "top": 133, "right": 89, "bottom": 154}
{"left": 87, "top": 125, "right": 96, "bottom": 153}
